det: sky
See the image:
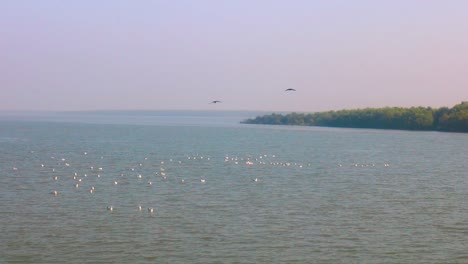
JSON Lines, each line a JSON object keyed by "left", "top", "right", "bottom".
{"left": 1, "top": 0, "right": 467, "bottom": 112}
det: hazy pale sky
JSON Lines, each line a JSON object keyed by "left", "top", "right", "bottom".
{"left": 1, "top": 1, "right": 467, "bottom": 112}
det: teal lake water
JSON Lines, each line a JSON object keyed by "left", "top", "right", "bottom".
{"left": 1, "top": 111, "right": 467, "bottom": 263}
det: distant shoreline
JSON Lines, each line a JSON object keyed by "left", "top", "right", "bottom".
{"left": 241, "top": 102, "right": 468, "bottom": 133}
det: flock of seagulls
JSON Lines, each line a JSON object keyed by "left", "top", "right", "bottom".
{"left": 210, "top": 88, "right": 296, "bottom": 104}
{"left": 32, "top": 152, "right": 285, "bottom": 215}
{"left": 12, "top": 123, "right": 397, "bottom": 218}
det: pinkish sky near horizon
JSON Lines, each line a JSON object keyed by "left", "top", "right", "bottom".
{"left": 1, "top": 1, "right": 467, "bottom": 112}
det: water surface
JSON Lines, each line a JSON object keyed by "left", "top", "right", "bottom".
{"left": 0, "top": 111, "right": 466, "bottom": 263}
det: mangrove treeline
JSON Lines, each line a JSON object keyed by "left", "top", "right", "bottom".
{"left": 241, "top": 102, "right": 468, "bottom": 133}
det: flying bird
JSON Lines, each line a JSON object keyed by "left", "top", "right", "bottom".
{"left": 210, "top": 100, "right": 222, "bottom": 104}
{"left": 285, "top": 88, "right": 296, "bottom": 91}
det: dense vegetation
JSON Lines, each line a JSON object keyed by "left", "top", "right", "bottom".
{"left": 242, "top": 102, "right": 468, "bottom": 133}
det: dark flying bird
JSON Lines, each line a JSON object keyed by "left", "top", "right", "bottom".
{"left": 210, "top": 100, "right": 222, "bottom": 104}
{"left": 285, "top": 88, "right": 296, "bottom": 91}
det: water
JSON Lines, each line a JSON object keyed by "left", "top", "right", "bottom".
{"left": 0, "top": 111, "right": 467, "bottom": 263}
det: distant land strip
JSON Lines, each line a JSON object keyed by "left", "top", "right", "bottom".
{"left": 241, "top": 102, "right": 468, "bottom": 133}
